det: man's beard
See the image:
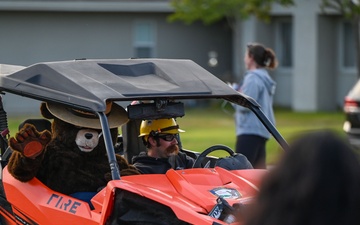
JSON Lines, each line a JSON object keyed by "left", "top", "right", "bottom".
{"left": 165, "top": 144, "right": 179, "bottom": 155}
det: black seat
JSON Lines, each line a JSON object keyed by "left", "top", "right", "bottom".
{"left": 121, "top": 119, "right": 146, "bottom": 163}
{"left": 18, "top": 119, "right": 51, "bottom": 132}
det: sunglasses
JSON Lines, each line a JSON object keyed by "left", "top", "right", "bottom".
{"left": 157, "top": 134, "right": 178, "bottom": 142}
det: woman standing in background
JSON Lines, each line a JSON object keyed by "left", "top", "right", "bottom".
{"left": 233, "top": 43, "right": 278, "bottom": 169}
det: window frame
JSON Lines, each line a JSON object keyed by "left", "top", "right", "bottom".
{"left": 274, "top": 16, "right": 293, "bottom": 71}
{"left": 132, "top": 20, "right": 157, "bottom": 58}
{"left": 338, "top": 20, "right": 357, "bottom": 73}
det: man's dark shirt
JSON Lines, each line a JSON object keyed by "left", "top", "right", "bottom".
{"left": 132, "top": 151, "right": 195, "bottom": 174}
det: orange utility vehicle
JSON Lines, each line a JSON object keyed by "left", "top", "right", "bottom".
{"left": 0, "top": 59, "right": 288, "bottom": 225}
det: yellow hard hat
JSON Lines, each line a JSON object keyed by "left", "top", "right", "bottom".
{"left": 139, "top": 118, "right": 184, "bottom": 140}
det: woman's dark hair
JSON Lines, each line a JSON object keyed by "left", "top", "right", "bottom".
{"left": 244, "top": 130, "right": 360, "bottom": 225}
{"left": 247, "top": 43, "right": 278, "bottom": 69}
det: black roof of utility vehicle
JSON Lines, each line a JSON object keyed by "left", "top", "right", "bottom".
{"left": 0, "top": 58, "right": 248, "bottom": 112}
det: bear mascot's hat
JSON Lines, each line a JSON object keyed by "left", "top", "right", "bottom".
{"left": 41, "top": 101, "right": 128, "bottom": 129}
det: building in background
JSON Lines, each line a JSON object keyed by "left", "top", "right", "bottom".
{"left": 0, "top": 0, "right": 232, "bottom": 116}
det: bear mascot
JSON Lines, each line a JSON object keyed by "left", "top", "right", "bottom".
{"left": 7, "top": 101, "right": 139, "bottom": 201}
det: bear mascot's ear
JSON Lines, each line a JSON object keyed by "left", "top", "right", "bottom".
{"left": 40, "top": 102, "right": 56, "bottom": 119}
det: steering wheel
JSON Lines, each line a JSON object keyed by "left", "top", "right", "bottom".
{"left": 192, "top": 144, "right": 235, "bottom": 168}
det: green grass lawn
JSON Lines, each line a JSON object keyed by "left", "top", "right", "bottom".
{"left": 178, "top": 104, "right": 345, "bottom": 165}
{"left": 6, "top": 103, "right": 345, "bottom": 166}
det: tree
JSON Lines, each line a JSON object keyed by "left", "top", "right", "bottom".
{"left": 168, "top": 0, "right": 295, "bottom": 29}
{"left": 320, "top": 0, "right": 360, "bottom": 78}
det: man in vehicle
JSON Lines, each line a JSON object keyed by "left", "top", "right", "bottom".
{"left": 132, "top": 118, "right": 195, "bottom": 174}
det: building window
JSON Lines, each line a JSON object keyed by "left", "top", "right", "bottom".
{"left": 342, "top": 21, "right": 356, "bottom": 68}
{"left": 133, "top": 21, "right": 156, "bottom": 58}
{"left": 276, "top": 20, "right": 293, "bottom": 68}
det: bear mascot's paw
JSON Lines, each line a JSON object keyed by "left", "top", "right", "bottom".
{"left": 9, "top": 124, "right": 51, "bottom": 159}
{"left": 104, "top": 155, "right": 140, "bottom": 182}
{"left": 7, "top": 123, "right": 52, "bottom": 182}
